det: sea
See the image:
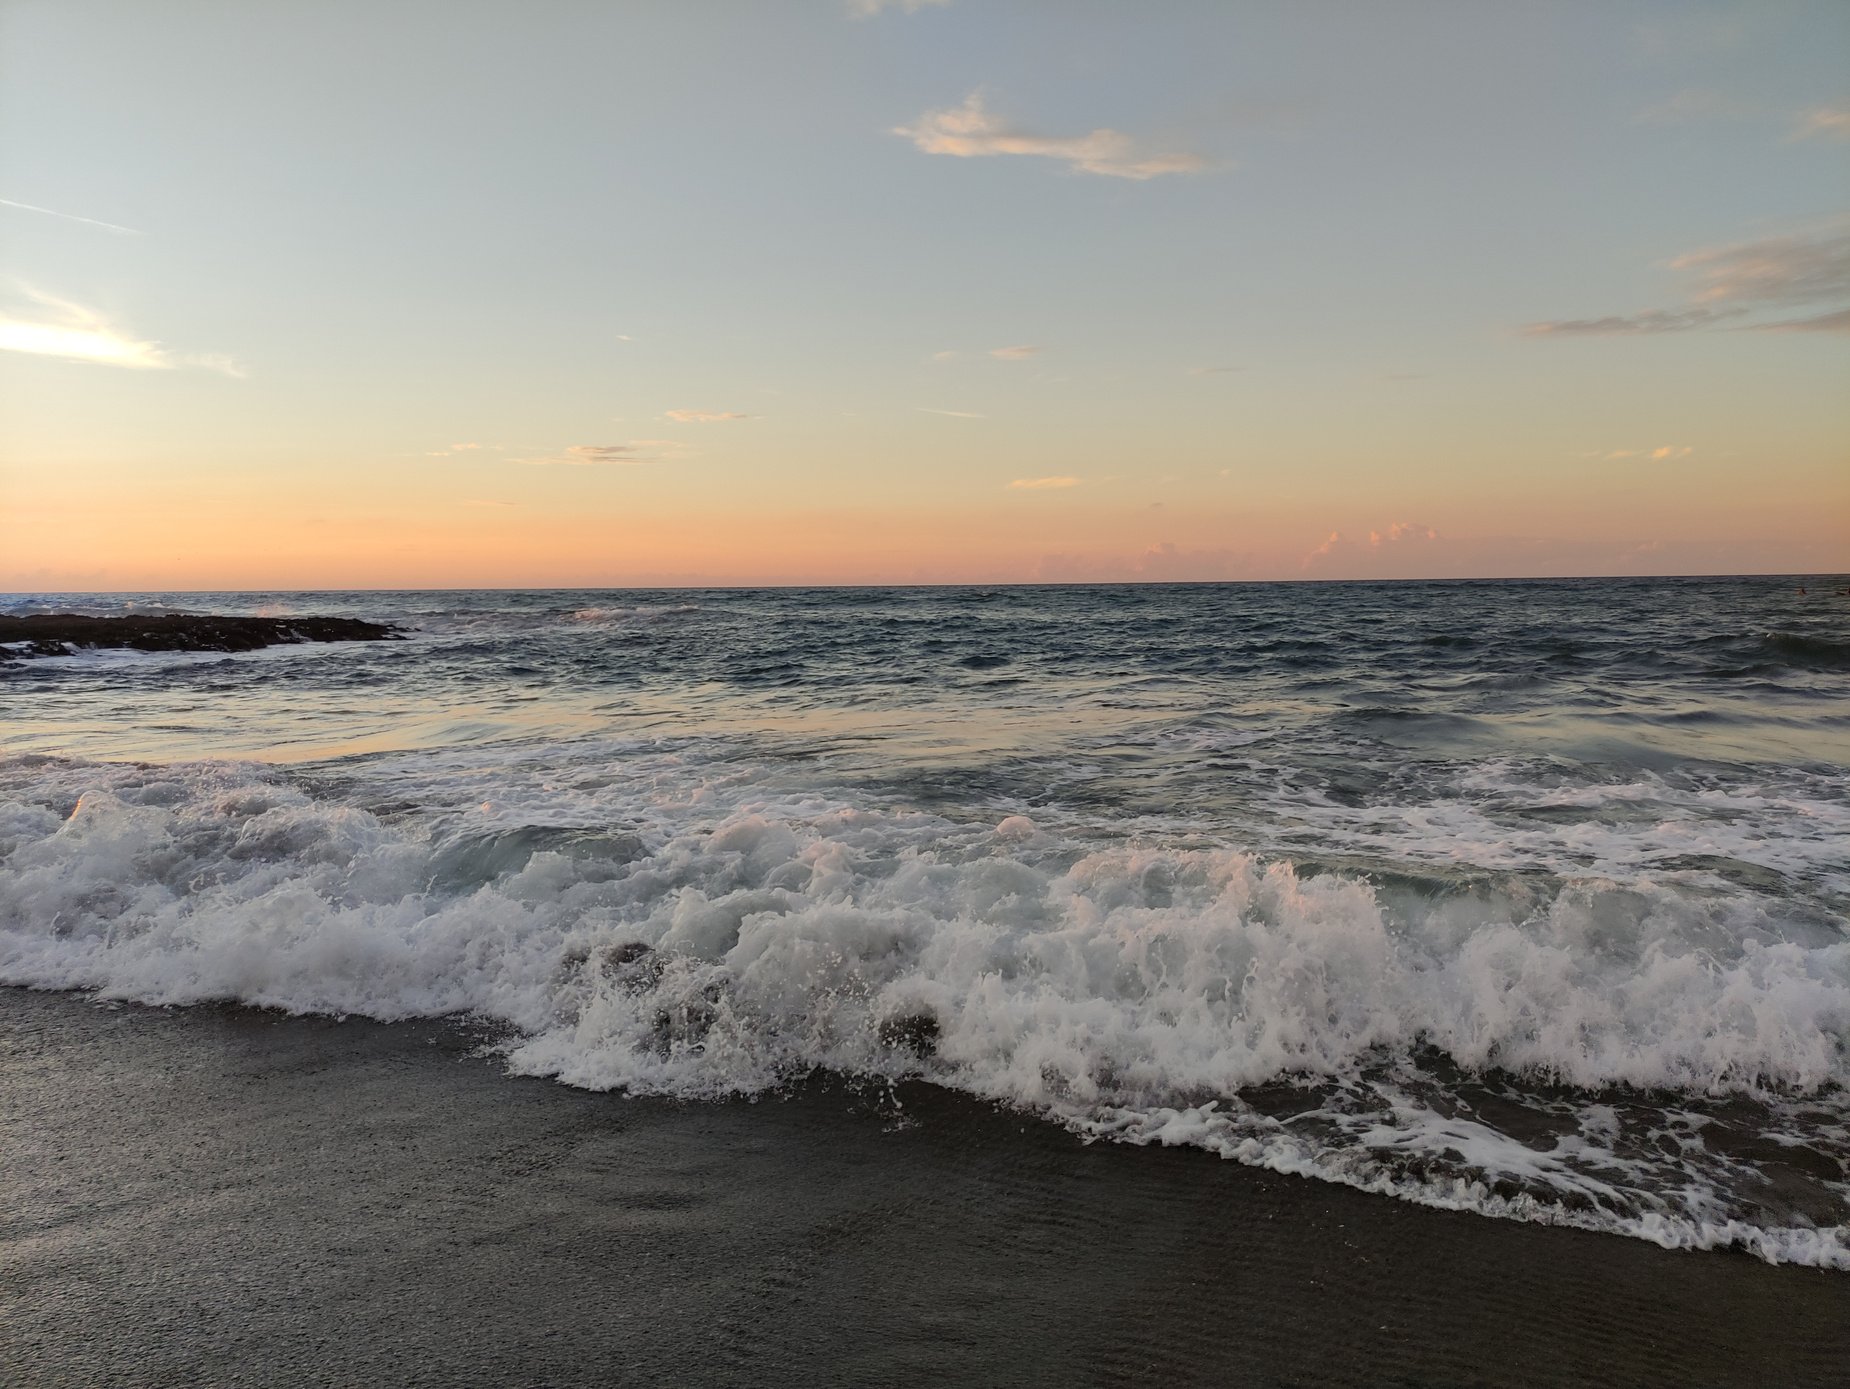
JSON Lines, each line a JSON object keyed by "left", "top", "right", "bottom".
{"left": 3, "top": 578, "right": 1847, "bottom": 1268}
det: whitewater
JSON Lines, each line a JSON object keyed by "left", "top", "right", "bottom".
{"left": 2, "top": 579, "right": 1846, "bottom": 1267}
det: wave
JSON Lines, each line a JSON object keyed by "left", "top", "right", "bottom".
{"left": 569, "top": 604, "right": 702, "bottom": 624}
{"left": 1757, "top": 631, "right": 1850, "bottom": 672}
{"left": 1, "top": 752, "right": 1845, "bottom": 1267}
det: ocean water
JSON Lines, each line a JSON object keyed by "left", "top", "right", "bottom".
{"left": 3, "top": 578, "right": 1847, "bottom": 1267}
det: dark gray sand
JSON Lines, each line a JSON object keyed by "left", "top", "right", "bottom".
{"left": 4, "top": 988, "right": 1845, "bottom": 1388}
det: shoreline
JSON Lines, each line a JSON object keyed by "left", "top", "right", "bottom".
{"left": 4, "top": 987, "right": 1845, "bottom": 1387}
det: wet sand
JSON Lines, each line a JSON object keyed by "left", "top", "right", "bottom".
{"left": 3, "top": 987, "right": 1845, "bottom": 1387}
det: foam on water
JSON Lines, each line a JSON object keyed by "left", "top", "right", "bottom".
{"left": 4, "top": 579, "right": 1846, "bottom": 1262}
{"left": 2, "top": 744, "right": 1844, "bottom": 1267}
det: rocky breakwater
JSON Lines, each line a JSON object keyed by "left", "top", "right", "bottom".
{"left": 0, "top": 613, "right": 404, "bottom": 659}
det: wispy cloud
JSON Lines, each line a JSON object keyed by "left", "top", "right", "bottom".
{"left": 1523, "top": 222, "right": 1850, "bottom": 336}
{"left": 1008, "top": 476, "right": 1080, "bottom": 490}
{"left": 182, "top": 352, "right": 249, "bottom": 379}
{"left": 1674, "top": 227, "right": 1850, "bottom": 306}
{"left": 1522, "top": 307, "right": 1739, "bottom": 337}
{"left": 0, "top": 287, "right": 243, "bottom": 374}
{"left": 918, "top": 407, "right": 985, "bottom": 418}
{"left": 989, "top": 344, "right": 1040, "bottom": 360}
{"left": 1792, "top": 107, "right": 1850, "bottom": 142}
{"left": 514, "top": 441, "right": 681, "bottom": 466}
{"left": 1754, "top": 306, "right": 1850, "bottom": 333}
{"left": 847, "top": 0, "right": 950, "bottom": 16}
{"left": 423, "top": 442, "right": 505, "bottom": 457}
{"left": 663, "top": 408, "right": 750, "bottom": 422}
{"left": 1597, "top": 445, "right": 1694, "bottom": 461}
{"left": 894, "top": 93, "right": 1206, "bottom": 180}
{"left": 0, "top": 197, "right": 142, "bottom": 235}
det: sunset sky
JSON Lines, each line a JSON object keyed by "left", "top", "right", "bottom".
{"left": 3, "top": 0, "right": 1847, "bottom": 589}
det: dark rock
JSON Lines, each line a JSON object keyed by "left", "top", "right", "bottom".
{"left": 0, "top": 613, "right": 403, "bottom": 658}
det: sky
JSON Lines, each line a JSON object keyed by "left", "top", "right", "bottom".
{"left": 1, "top": 0, "right": 1847, "bottom": 590}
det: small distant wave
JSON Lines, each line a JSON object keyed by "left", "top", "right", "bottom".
{"left": 570, "top": 605, "right": 702, "bottom": 624}
{"left": 1757, "top": 631, "right": 1850, "bottom": 671}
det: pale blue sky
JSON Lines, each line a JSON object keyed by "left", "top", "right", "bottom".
{"left": 2, "top": 0, "right": 1846, "bottom": 587}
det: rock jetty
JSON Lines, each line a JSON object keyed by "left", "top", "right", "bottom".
{"left": 0, "top": 613, "right": 403, "bottom": 659}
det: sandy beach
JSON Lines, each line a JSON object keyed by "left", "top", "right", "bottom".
{"left": 3, "top": 986, "right": 1844, "bottom": 1387}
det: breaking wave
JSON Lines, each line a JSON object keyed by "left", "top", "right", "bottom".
{"left": 3, "top": 750, "right": 1845, "bottom": 1268}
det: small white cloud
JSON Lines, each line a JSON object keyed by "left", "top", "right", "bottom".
{"left": 1306, "top": 523, "right": 1436, "bottom": 568}
{"left": 1008, "top": 476, "right": 1080, "bottom": 490}
{"left": 1368, "top": 522, "right": 1438, "bottom": 546}
{"left": 1603, "top": 445, "right": 1693, "bottom": 461}
{"left": 894, "top": 93, "right": 1206, "bottom": 180}
{"left": 1303, "top": 530, "right": 1342, "bottom": 567}
{"left": 183, "top": 352, "right": 248, "bottom": 379}
{"left": 514, "top": 441, "right": 681, "bottom": 467}
{"left": 0, "top": 287, "right": 240, "bottom": 375}
{"left": 931, "top": 349, "right": 960, "bottom": 362}
{"left": 918, "top": 407, "right": 985, "bottom": 418}
{"left": 664, "top": 409, "right": 750, "bottom": 422}
{"left": 1792, "top": 107, "right": 1850, "bottom": 141}
{"left": 990, "top": 344, "right": 1040, "bottom": 360}
{"left": 424, "top": 442, "right": 504, "bottom": 457}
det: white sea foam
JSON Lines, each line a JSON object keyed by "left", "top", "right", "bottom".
{"left": 1, "top": 750, "right": 1845, "bottom": 1266}
{"left": 570, "top": 604, "right": 701, "bottom": 623}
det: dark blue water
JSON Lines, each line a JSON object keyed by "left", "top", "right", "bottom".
{"left": 3, "top": 578, "right": 1847, "bottom": 1264}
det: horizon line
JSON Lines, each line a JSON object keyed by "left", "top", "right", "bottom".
{"left": 5, "top": 571, "right": 1846, "bottom": 597}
